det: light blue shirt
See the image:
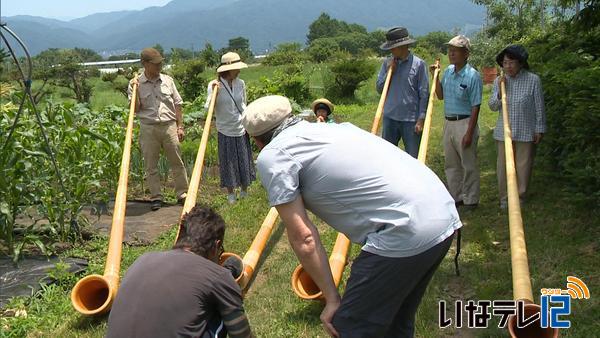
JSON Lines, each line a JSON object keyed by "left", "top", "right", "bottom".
{"left": 376, "top": 53, "right": 429, "bottom": 121}
{"left": 441, "top": 64, "right": 483, "bottom": 116}
{"left": 257, "top": 121, "right": 462, "bottom": 258}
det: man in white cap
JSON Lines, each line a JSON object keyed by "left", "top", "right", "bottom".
{"left": 432, "top": 35, "right": 483, "bottom": 210}
{"left": 377, "top": 27, "right": 430, "bottom": 158}
{"left": 128, "top": 47, "right": 189, "bottom": 210}
{"left": 242, "top": 95, "right": 461, "bottom": 337}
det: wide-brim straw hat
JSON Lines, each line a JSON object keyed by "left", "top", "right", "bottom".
{"left": 311, "top": 98, "right": 334, "bottom": 116}
{"left": 217, "top": 52, "right": 248, "bottom": 73}
{"left": 380, "top": 27, "right": 416, "bottom": 50}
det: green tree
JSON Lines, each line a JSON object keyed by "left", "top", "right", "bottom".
{"left": 73, "top": 48, "right": 102, "bottom": 62}
{"left": 171, "top": 59, "right": 206, "bottom": 101}
{"left": 226, "top": 36, "right": 253, "bottom": 60}
{"left": 169, "top": 48, "right": 194, "bottom": 62}
{"left": 417, "top": 31, "right": 454, "bottom": 55}
{"left": 307, "top": 13, "right": 342, "bottom": 43}
{"left": 264, "top": 42, "right": 307, "bottom": 66}
{"left": 199, "top": 43, "right": 220, "bottom": 68}
{"left": 307, "top": 13, "right": 368, "bottom": 44}
{"left": 307, "top": 38, "right": 340, "bottom": 63}
{"left": 324, "top": 57, "right": 374, "bottom": 100}
{"left": 34, "top": 48, "right": 94, "bottom": 103}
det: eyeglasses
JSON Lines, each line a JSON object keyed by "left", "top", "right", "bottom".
{"left": 502, "top": 60, "right": 519, "bottom": 66}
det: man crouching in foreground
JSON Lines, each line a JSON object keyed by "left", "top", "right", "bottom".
{"left": 106, "top": 205, "right": 253, "bottom": 338}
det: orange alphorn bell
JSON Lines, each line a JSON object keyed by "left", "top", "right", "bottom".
{"left": 71, "top": 75, "right": 139, "bottom": 315}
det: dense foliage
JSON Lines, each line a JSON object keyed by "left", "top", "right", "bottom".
{"left": 526, "top": 15, "right": 600, "bottom": 203}
{"left": 324, "top": 57, "right": 375, "bottom": 100}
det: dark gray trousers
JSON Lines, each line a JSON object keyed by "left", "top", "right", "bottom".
{"left": 332, "top": 233, "right": 455, "bottom": 338}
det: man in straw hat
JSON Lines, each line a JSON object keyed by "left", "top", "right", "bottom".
{"left": 488, "top": 44, "right": 545, "bottom": 209}
{"left": 377, "top": 27, "right": 430, "bottom": 158}
{"left": 311, "top": 98, "right": 335, "bottom": 123}
{"left": 242, "top": 95, "right": 461, "bottom": 337}
{"left": 128, "top": 47, "right": 189, "bottom": 210}
{"left": 205, "top": 51, "right": 255, "bottom": 204}
{"left": 432, "top": 35, "right": 483, "bottom": 210}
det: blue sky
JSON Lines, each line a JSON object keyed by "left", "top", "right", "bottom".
{"left": 1, "top": 0, "right": 172, "bottom": 21}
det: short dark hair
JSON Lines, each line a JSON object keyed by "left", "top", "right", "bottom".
{"left": 173, "top": 205, "right": 225, "bottom": 257}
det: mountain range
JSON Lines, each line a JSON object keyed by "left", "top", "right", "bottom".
{"left": 1, "top": 0, "right": 485, "bottom": 56}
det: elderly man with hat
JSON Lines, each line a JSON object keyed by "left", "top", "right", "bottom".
{"left": 205, "top": 52, "right": 256, "bottom": 204}
{"left": 376, "top": 27, "right": 430, "bottom": 158}
{"left": 242, "top": 95, "right": 461, "bottom": 337}
{"left": 432, "top": 35, "right": 483, "bottom": 210}
{"left": 128, "top": 47, "right": 188, "bottom": 210}
{"left": 488, "top": 45, "right": 546, "bottom": 209}
{"left": 311, "top": 98, "right": 335, "bottom": 123}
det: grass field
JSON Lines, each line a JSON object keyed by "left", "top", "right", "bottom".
{"left": 2, "top": 60, "right": 598, "bottom": 338}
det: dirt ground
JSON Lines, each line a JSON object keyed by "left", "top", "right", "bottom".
{"left": 85, "top": 200, "right": 182, "bottom": 244}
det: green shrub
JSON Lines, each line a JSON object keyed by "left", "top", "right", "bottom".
{"left": 263, "top": 42, "right": 307, "bottom": 66}
{"left": 247, "top": 64, "right": 311, "bottom": 104}
{"left": 307, "top": 38, "right": 340, "bottom": 63}
{"left": 171, "top": 59, "right": 207, "bottom": 101}
{"left": 324, "top": 57, "right": 374, "bottom": 100}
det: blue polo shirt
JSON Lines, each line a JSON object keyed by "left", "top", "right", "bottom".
{"left": 441, "top": 64, "right": 482, "bottom": 116}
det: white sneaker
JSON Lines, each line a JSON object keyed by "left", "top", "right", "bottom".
{"left": 239, "top": 190, "right": 248, "bottom": 199}
{"left": 227, "top": 193, "right": 236, "bottom": 204}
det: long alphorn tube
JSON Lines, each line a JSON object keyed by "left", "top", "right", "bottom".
{"left": 292, "top": 65, "right": 395, "bottom": 300}
{"left": 237, "top": 207, "right": 279, "bottom": 290}
{"left": 417, "top": 58, "right": 440, "bottom": 163}
{"left": 500, "top": 75, "right": 558, "bottom": 338}
{"left": 71, "top": 76, "right": 138, "bottom": 315}
{"left": 175, "top": 83, "right": 219, "bottom": 240}
{"left": 371, "top": 65, "right": 394, "bottom": 134}
{"left": 220, "top": 208, "right": 280, "bottom": 289}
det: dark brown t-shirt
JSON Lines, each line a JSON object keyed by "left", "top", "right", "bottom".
{"left": 106, "top": 249, "right": 243, "bottom": 338}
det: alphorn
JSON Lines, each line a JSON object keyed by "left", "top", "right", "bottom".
{"left": 499, "top": 74, "right": 558, "bottom": 338}
{"left": 71, "top": 76, "right": 139, "bottom": 315}
{"left": 371, "top": 64, "right": 394, "bottom": 134}
{"left": 231, "top": 207, "right": 280, "bottom": 290}
{"left": 175, "top": 83, "right": 219, "bottom": 239}
{"left": 291, "top": 64, "right": 395, "bottom": 300}
{"left": 417, "top": 58, "right": 440, "bottom": 162}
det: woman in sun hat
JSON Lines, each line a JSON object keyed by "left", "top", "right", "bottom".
{"left": 205, "top": 52, "right": 256, "bottom": 204}
{"left": 311, "top": 98, "right": 335, "bottom": 123}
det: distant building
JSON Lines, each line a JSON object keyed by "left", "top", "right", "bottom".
{"left": 79, "top": 59, "right": 141, "bottom": 74}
